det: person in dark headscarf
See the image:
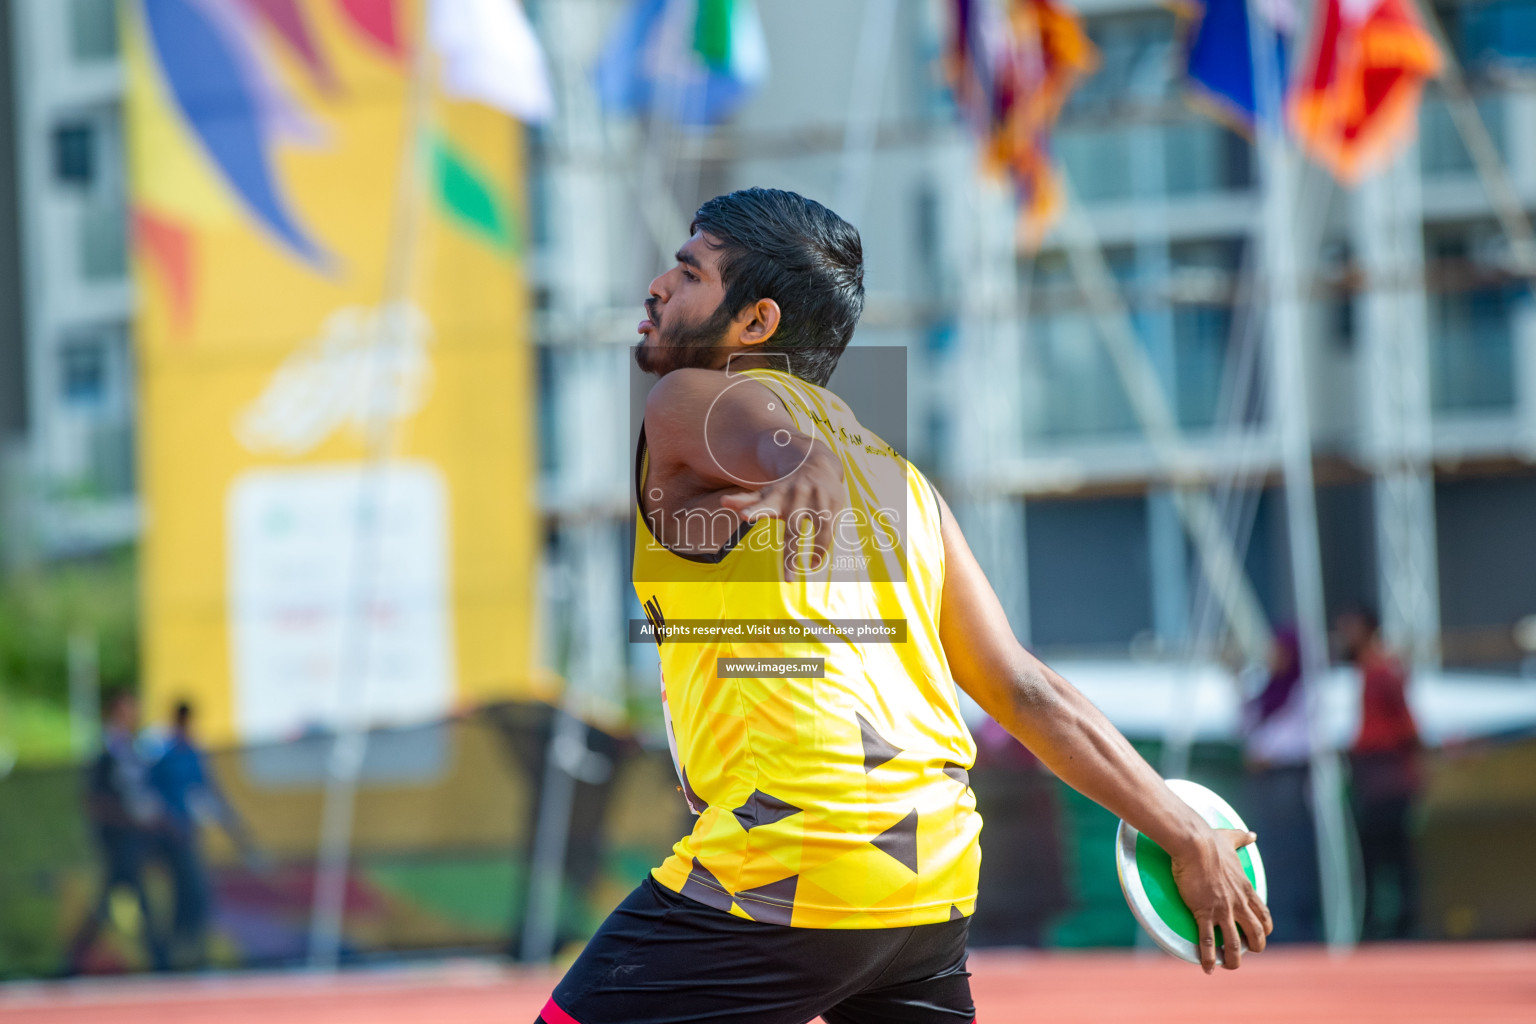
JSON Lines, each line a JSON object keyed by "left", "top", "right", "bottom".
{"left": 1241, "top": 627, "right": 1323, "bottom": 942}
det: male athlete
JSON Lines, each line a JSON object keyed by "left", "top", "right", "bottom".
{"left": 538, "top": 188, "right": 1270, "bottom": 1024}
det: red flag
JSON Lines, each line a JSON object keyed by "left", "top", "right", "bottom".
{"left": 1289, "top": 0, "right": 1443, "bottom": 183}
{"left": 948, "top": 0, "right": 1098, "bottom": 249}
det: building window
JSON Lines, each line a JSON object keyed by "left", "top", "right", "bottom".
{"left": 1428, "top": 228, "right": 1518, "bottom": 414}
{"left": 1067, "top": 12, "right": 1177, "bottom": 116}
{"left": 1057, "top": 127, "right": 1134, "bottom": 203}
{"left": 1027, "top": 251, "right": 1139, "bottom": 440}
{"left": 53, "top": 122, "right": 95, "bottom": 186}
{"left": 1170, "top": 239, "right": 1247, "bottom": 429}
{"left": 56, "top": 112, "right": 128, "bottom": 282}
{"left": 60, "top": 337, "right": 106, "bottom": 405}
{"left": 69, "top": 0, "right": 120, "bottom": 63}
{"left": 1164, "top": 120, "right": 1253, "bottom": 195}
{"left": 1060, "top": 12, "right": 1254, "bottom": 202}
{"left": 1420, "top": 92, "right": 1505, "bottom": 178}
{"left": 81, "top": 193, "right": 128, "bottom": 281}
{"left": 1438, "top": 0, "right": 1536, "bottom": 77}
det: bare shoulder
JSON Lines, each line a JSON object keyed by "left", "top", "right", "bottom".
{"left": 644, "top": 368, "right": 787, "bottom": 448}
{"left": 643, "top": 367, "right": 727, "bottom": 412}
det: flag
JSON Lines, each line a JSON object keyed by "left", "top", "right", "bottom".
{"left": 429, "top": 0, "right": 554, "bottom": 123}
{"left": 595, "top": 0, "right": 770, "bottom": 125}
{"left": 947, "top": 0, "right": 1098, "bottom": 249}
{"left": 1176, "top": 0, "right": 1295, "bottom": 131}
{"left": 1289, "top": 0, "right": 1443, "bottom": 183}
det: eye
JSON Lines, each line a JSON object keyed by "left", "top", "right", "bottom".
{"left": 680, "top": 267, "right": 698, "bottom": 282}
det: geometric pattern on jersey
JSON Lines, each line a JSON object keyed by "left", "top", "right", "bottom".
{"left": 733, "top": 790, "right": 803, "bottom": 831}
{"left": 858, "top": 713, "right": 902, "bottom": 773}
{"left": 634, "top": 367, "right": 983, "bottom": 928}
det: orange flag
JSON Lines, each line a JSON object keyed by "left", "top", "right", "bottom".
{"left": 949, "top": 0, "right": 1098, "bottom": 249}
{"left": 1289, "top": 0, "right": 1443, "bottom": 183}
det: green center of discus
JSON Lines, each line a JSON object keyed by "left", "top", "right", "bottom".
{"left": 1134, "top": 820, "right": 1257, "bottom": 945}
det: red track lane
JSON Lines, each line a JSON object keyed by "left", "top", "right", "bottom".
{"left": 2, "top": 945, "right": 1533, "bottom": 1023}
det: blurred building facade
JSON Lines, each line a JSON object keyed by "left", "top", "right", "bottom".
{"left": 1031, "top": 0, "right": 1536, "bottom": 671}
{"left": 3, "top": 0, "right": 133, "bottom": 562}
{"left": 531, "top": 0, "right": 1536, "bottom": 698}
{"left": 0, "top": 0, "right": 1532, "bottom": 680}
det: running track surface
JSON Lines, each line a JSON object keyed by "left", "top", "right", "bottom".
{"left": 3, "top": 944, "right": 1533, "bottom": 1024}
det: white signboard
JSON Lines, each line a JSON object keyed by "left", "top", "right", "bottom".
{"left": 228, "top": 462, "right": 454, "bottom": 742}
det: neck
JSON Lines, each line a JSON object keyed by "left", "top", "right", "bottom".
{"left": 712, "top": 349, "right": 777, "bottom": 374}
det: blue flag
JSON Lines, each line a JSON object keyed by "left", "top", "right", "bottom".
{"left": 594, "top": 0, "right": 770, "bottom": 125}
{"left": 1181, "top": 0, "right": 1292, "bottom": 130}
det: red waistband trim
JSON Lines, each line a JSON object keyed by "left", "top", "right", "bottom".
{"left": 541, "top": 996, "right": 582, "bottom": 1024}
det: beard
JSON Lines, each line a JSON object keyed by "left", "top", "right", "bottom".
{"left": 634, "top": 296, "right": 738, "bottom": 376}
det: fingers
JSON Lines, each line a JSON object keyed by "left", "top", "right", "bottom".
{"left": 1218, "top": 913, "right": 1243, "bottom": 970}
{"left": 1227, "top": 828, "right": 1257, "bottom": 849}
{"left": 1229, "top": 827, "right": 1271, "bottom": 950}
{"left": 1197, "top": 915, "right": 1218, "bottom": 975}
{"left": 719, "top": 490, "right": 767, "bottom": 519}
{"left": 1240, "top": 899, "right": 1269, "bottom": 953}
{"left": 719, "top": 472, "right": 846, "bottom": 575}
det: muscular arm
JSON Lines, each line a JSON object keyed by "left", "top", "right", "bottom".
{"left": 644, "top": 368, "right": 844, "bottom": 559}
{"left": 934, "top": 490, "right": 1271, "bottom": 971}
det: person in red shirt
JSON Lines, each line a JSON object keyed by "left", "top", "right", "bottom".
{"left": 1337, "top": 607, "right": 1421, "bottom": 940}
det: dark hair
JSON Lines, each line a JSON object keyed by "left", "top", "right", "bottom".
{"left": 1343, "top": 604, "right": 1381, "bottom": 635}
{"left": 102, "top": 689, "right": 135, "bottom": 718}
{"left": 174, "top": 701, "right": 193, "bottom": 726}
{"left": 691, "top": 188, "right": 864, "bottom": 386}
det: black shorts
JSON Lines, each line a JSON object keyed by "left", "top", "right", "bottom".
{"left": 539, "top": 876, "right": 974, "bottom": 1024}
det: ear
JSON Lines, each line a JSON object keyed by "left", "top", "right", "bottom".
{"left": 736, "top": 298, "right": 781, "bottom": 347}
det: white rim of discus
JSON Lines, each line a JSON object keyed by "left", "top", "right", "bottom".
{"left": 1115, "top": 778, "right": 1268, "bottom": 964}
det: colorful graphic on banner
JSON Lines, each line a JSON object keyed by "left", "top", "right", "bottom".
{"left": 126, "top": 0, "right": 539, "bottom": 746}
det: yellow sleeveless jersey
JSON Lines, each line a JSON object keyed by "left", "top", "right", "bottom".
{"left": 633, "top": 367, "right": 982, "bottom": 928}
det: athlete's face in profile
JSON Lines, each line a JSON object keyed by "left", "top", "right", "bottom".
{"left": 635, "top": 232, "right": 737, "bottom": 376}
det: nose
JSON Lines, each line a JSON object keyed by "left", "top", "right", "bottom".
{"left": 648, "top": 269, "right": 672, "bottom": 303}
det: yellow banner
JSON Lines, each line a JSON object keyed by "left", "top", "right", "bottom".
{"left": 126, "top": 0, "right": 538, "bottom": 746}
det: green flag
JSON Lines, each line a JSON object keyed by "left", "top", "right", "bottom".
{"left": 693, "top": 0, "right": 735, "bottom": 70}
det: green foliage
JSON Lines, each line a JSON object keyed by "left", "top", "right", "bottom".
{"left": 0, "top": 765, "right": 92, "bottom": 978}
{"left": 0, "top": 693, "right": 76, "bottom": 765}
{"left": 0, "top": 549, "right": 139, "bottom": 762}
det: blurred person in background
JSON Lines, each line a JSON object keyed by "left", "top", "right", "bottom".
{"left": 65, "top": 690, "right": 170, "bottom": 974}
{"left": 1239, "top": 628, "right": 1322, "bottom": 942}
{"left": 146, "top": 699, "right": 260, "bottom": 970}
{"left": 1337, "top": 607, "right": 1421, "bottom": 940}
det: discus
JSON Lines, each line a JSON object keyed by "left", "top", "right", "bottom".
{"left": 1115, "top": 778, "right": 1267, "bottom": 965}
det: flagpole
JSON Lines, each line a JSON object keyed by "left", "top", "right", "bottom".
{"left": 1245, "top": 0, "right": 1356, "bottom": 952}
{"left": 307, "top": 0, "right": 436, "bottom": 971}
{"left": 834, "top": 0, "right": 899, "bottom": 225}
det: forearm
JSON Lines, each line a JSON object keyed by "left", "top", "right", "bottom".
{"left": 937, "top": 493, "right": 1269, "bottom": 969}
{"left": 752, "top": 428, "right": 840, "bottom": 485}
{"left": 992, "top": 655, "right": 1208, "bottom": 858}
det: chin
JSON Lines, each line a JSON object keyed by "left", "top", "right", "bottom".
{"left": 634, "top": 337, "right": 668, "bottom": 376}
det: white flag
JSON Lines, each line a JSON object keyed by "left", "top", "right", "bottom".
{"left": 430, "top": 0, "right": 554, "bottom": 123}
